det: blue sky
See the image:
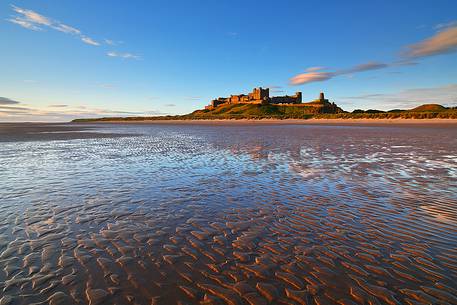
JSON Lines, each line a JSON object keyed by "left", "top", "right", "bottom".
{"left": 1, "top": 0, "right": 457, "bottom": 121}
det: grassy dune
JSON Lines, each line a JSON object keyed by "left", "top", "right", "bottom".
{"left": 72, "top": 103, "right": 457, "bottom": 122}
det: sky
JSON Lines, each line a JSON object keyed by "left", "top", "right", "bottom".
{"left": 1, "top": 0, "right": 457, "bottom": 122}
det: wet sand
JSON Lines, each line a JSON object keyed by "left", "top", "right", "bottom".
{"left": 1, "top": 123, "right": 456, "bottom": 304}
{"left": 76, "top": 118, "right": 457, "bottom": 126}
{"left": 0, "top": 123, "right": 133, "bottom": 142}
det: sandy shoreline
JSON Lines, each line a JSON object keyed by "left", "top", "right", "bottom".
{"left": 72, "top": 118, "right": 457, "bottom": 126}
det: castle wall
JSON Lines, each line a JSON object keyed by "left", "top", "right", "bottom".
{"left": 270, "top": 92, "right": 302, "bottom": 104}
{"left": 206, "top": 88, "right": 310, "bottom": 109}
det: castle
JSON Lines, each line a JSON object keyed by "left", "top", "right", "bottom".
{"left": 205, "top": 87, "right": 303, "bottom": 109}
{"left": 205, "top": 87, "right": 334, "bottom": 110}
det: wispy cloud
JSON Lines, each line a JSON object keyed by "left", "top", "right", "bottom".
{"left": 290, "top": 70, "right": 335, "bottom": 85}
{"left": 98, "top": 83, "right": 116, "bottom": 89}
{"left": 0, "top": 97, "right": 21, "bottom": 105}
{"left": 81, "top": 36, "right": 100, "bottom": 46}
{"left": 404, "top": 26, "right": 457, "bottom": 58}
{"left": 290, "top": 62, "right": 388, "bottom": 85}
{"left": 305, "top": 67, "right": 326, "bottom": 72}
{"left": 8, "top": 17, "right": 41, "bottom": 31}
{"left": 164, "top": 103, "right": 176, "bottom": 107}
{"left": 434, "top": 21, "right": 457, "bottom": 31}
{"left": 0, "top": 98, "right": 166, "bottom": 122}
{"left": 9, "top": 5, "right": 52, "bottom": 27}
{"left": 107, "top": 51, "right": 140, "bottom": 60}
{"left": 54, "top": 23, "right": 81, "bottom": 35}
{"left": 291, "top": 22, "right": 457, "bottom": 86}
{"left": 184, "top": 96, "right": 201, "bottom": 101}
{"left": 8, "top": 5, "right": 99, "bottom": 46}
{"left": 104, "top": 39, "right": 123, "bottom": 46}
{"left": 0, "top": 105, "right": 30, "bottom": 111}
{"left": 147, "top": 96, "right": 160, "bottom": 100}
{"left": 343, "top": 94, "right": 387, "bottom": 100}
{"left": 341, "top": 62, "right": 389, "bottom": 74}
{"left": 8, "top": 5, "right": 141, "bottom": 61}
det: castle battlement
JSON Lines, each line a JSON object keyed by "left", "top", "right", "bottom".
{"left": 205, "top": 87, "right": 304, "bottom": 109}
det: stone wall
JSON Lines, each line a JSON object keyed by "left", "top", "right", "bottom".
{"left": 206, "top": 87, "right": 306, "bottom": 108}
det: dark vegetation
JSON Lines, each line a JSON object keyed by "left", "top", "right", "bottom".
{"left": 72, "top": 103, "right": 457, "bottom": 122}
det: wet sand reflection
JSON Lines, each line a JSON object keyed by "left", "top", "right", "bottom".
{"left": 0, "top": 123, "right": 456, "bottom": 304}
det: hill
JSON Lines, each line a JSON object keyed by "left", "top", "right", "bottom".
{"left": 72, "top": 103, "right": 457, "bottom": 122}
{"left": 190, "top": 100, "right": 344, "bottom": 119}
{"left": 410, "top": 104, "right": 447, "bottom": 112}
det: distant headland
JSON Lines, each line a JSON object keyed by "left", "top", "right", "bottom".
{"left": 72, "top": 87, "right": 457, "bottom": 122}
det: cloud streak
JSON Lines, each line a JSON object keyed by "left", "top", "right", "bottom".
{"left": 290, "top": 71, "right": 335, "bottom": 85}
{"left": 0, "top": 97, "right": 21, "bottom": 105}
{"left": 107, "top": 51, "right": 140, "bottom": 60}
{"left": 8, "top": 6, "right": 141, "bottom": 61}
{"left": 0, "top": 98, "right": 165, "bottom": 122}
{"left": 290, "top": 61, "right": 388, "bottom": 85}
{"left": 291, "top": 23, "right": 457, "bottom": 85}
{"left": 342, "top": 62, "right": 389, "bottom": 74}
{"left": 104, "top": 39, "right": 123, "bottom": 46}
{"left": 404, "top": 26, "right": 457, "bottom": 58}
{"left": 81, "top": 36, "right": 100, "bottom": 46}
{"left": 8, "top": 5, "right": 100, "bottom": 46}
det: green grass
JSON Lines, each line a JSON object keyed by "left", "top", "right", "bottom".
{"left": 72, "top": 103, "right": 457, "bottom": 122}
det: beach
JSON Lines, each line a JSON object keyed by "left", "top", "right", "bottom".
{"left": 72, "top": 118, "right": 457, "bottom": 126}
{"left": 1, "top": 122, "right": 456, "bottom": 304}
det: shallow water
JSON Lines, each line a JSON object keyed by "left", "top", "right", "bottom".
{"left": 1, "top": 122, "right": 456, "bottom": 305}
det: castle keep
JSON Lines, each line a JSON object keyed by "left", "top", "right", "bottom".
{"left": 206, "top": 87, "right": 303, "bottom": 109}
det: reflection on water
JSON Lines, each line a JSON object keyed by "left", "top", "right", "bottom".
{"left": 1, "top": 123, "right": 457, "bottom": 305}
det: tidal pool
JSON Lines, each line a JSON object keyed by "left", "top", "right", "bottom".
{"left": 0, "top": 122, "right": 456, "bottom": 305}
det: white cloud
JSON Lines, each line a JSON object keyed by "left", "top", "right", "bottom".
{"left": 11, "top": 5, "right": 52, "bottom": 26}
{"left": 53, "top": 23, "right": 81, "bottom": 35}
{"left": 8, "top": 5, "right": 99, "bottom": 47}
{"left": 104, "top": 39, "right": 123, "bottom": 46}
{"left": 107, "top": 51, "right": 140, "bottom": 60}
{"left": 8, "top": 6, "right": 140, "bottom": 61}
{"left": 81, "top": 36, "right": 100, "bottom": 46}
{"left": 8, "top": 17, "right": 42, "bottom": 31}
{"left": 434, "top": 21, "right": 457, "bottom": 31}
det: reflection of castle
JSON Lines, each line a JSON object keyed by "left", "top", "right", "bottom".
{"left": 206, "top": 87, "right": 303, "bottom": 109}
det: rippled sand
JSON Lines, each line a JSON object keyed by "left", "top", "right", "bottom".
{"left": 1, "top": 122, "right": 456, "bottom": 304}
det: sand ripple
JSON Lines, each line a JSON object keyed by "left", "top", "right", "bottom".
{"left": 0, "top": 123, "right": 456, "bottom": 304}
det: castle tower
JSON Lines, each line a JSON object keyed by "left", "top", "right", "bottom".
{"left": 295, "top": 92, "right": 302, "bottom": 103}
{"left": 252, "top": 87, "right": 270, "bottom": 101}
{"left": 319, "top": 92, "right": 325, "bottom": 101}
